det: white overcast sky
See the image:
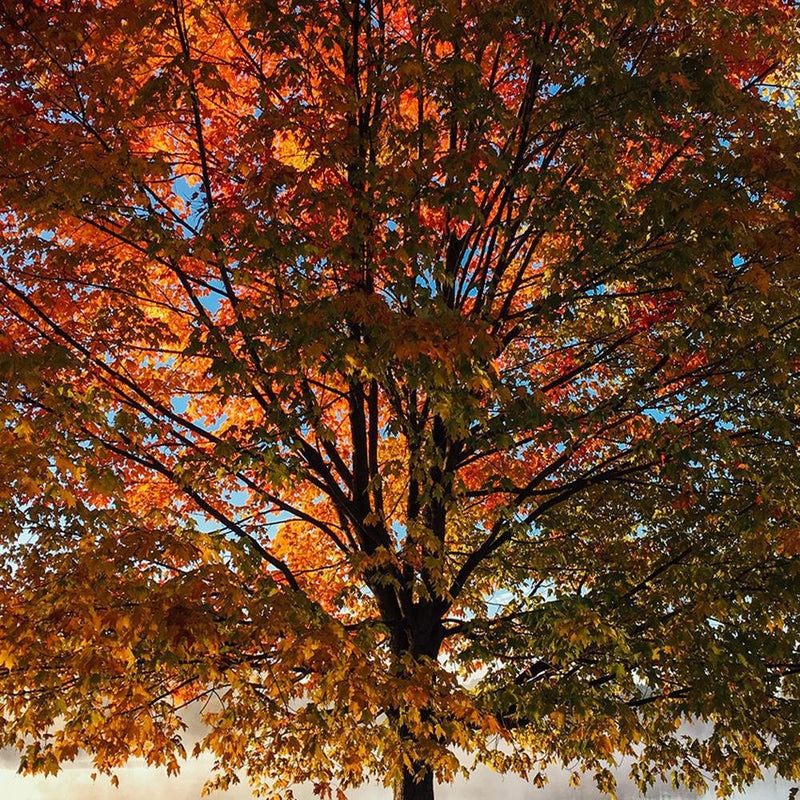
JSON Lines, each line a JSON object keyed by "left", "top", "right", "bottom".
{"left": 1, "top": 702, "right": 793, "bottom": 800}
{"left": 1, "top": 749, "right": 793, "bottom": 800}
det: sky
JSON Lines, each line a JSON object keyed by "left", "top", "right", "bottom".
{"left": 0, "top": 689, "right": 794, "bottom": 800}
{"left": 1, "top": 739, "right": 794, "bottom": 800}
{"left": 1, "top": 758, "right": 794, "bottom": 800}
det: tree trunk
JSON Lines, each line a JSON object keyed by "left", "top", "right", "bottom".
{"left": 393, "top": 764, "right": 435, "bottom": 800}
{"left": 383, "top": 602, "right": 444, "bottom": 800}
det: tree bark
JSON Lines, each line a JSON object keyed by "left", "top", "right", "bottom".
{"left": 394, "top": 764, "right": 435, "bottom": 800}
{"left": 384, "top": 599, "right": 445, "bottom": 800}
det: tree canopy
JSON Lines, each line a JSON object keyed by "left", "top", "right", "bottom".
{"left": 0, "top": 1, "right": 798, "bottom": 799}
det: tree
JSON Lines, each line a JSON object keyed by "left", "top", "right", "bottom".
{"left": 0, "top": 0, "right": 798, "bottom": 798}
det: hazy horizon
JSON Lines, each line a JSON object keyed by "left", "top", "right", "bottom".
{"left": 2, "top": 701, "right": 794, "bottom": 800}
{"left": 2, "top": 746, "right": 794, "bottom": 800}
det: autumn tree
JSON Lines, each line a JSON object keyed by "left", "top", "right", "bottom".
{"left": 0, "top": 1, "right": 798, "bottom": 798}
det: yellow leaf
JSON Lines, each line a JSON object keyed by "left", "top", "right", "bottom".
{"left": 596, "top": 735, "right": 614, "bottom": 756}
